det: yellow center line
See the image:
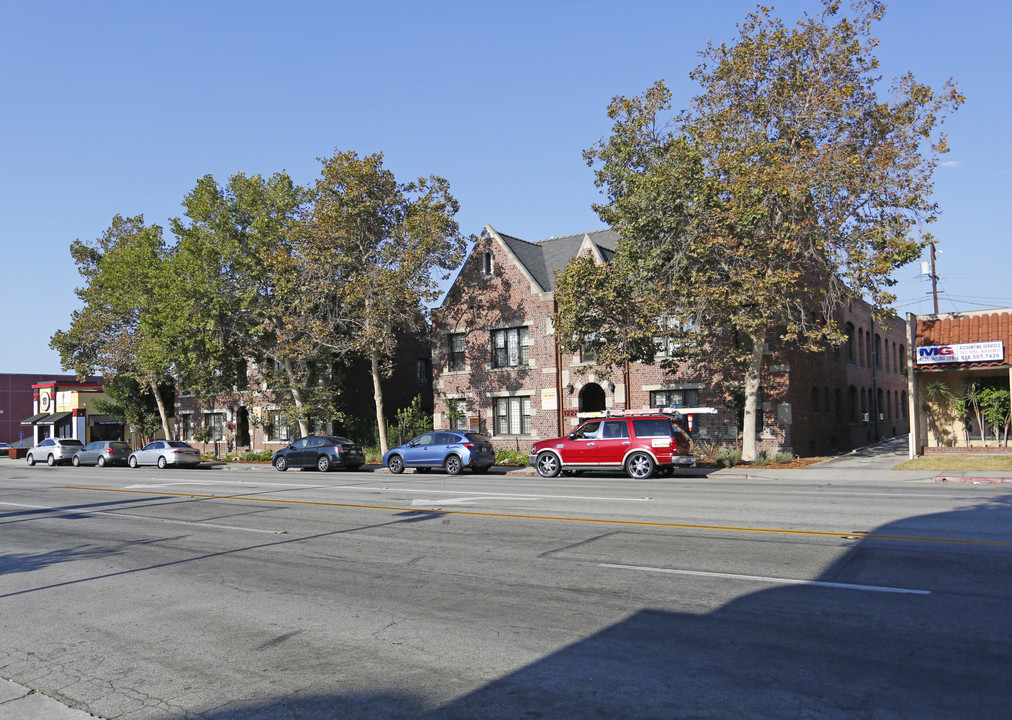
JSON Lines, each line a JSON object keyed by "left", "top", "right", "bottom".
{"left": 58, "top": 485, "right": 1012, "bottom": 547}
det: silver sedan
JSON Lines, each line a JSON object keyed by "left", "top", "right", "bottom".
{"left": 128, "top": 441, "right": 201, "bottom": 469}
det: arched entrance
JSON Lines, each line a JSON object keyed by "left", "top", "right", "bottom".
{"left": 579, "top": 383, "right": 606, "bottom": 415}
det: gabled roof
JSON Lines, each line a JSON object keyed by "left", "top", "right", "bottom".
{"left": 488, "top": 226, "right": 619, "bottom": 292}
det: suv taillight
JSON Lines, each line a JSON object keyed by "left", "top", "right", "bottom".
{"left": 463, "top": 442, "right": 474, "bottom": 449}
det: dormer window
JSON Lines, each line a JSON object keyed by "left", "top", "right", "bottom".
{"left": 482, "top": 251, "right": 494, "bottom": 276}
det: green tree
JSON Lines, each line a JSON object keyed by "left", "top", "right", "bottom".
{"left": 979, "top": 384, "right": 1010, "bottom": 447}
{"left": 299, "top": 150, "right": 466, "bottom": 454}
{"left": 962, "top": 377, "right": 987, "bottom": 447}
{"left": 571, "top": 0, "right": 963, "bottom": 459}
{"left": 50, "top": 215, "right": 175, "bottom": 439}
{"left": 166, "top": 172, "right": 337, "bottom": 437}
{"left": 921, "top": 380, "right": 955, "bottom": 447}
{"left": 93, "top": 375, "right": 174, "bottom": 445}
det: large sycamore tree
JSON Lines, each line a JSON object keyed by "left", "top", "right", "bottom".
{"left": 50, "top": 215, "right": 176, "bottom": 440}
{"left": 298, "top": 150, "right": 466, "bottom": 454}
{"left": 560, "top": 0, "right": 963, "bottom": 459}
{"left": 166, "top": 172, "right": 335, "bottom": 437}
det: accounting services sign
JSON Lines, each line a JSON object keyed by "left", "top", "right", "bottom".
{"left": 916, "top": 341, "right": 1005, "bottom": 365}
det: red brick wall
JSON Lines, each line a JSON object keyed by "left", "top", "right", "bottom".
{"left": 433, "top": 236, "right": 910, "bottom": 457}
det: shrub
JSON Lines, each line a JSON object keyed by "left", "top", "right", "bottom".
{"left": 714, "top": 448, "right": 742, "bottom": 467}
{"left": 496, "top": 448, "right": 529, "bottom": 467}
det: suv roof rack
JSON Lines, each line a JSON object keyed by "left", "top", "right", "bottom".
{"left": 577, "top": 406, "right": 718, "bottom": 420}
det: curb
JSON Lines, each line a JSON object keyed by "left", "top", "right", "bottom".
{"left": 935, "top": 476, "right": 1012, "bottom": 484}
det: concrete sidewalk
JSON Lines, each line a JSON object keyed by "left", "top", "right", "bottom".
{"left": 1, "top": 678, "right": 101, "bottom": 720}
{"left": 204, "top": 436, "right": 1012, "bottom": 483}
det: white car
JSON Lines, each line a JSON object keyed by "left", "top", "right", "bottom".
{"left": 128, "top": 441, "right": 201, "bottom": 469}
{"left": 26, "top": 438, "right": 86, "bottom": 466}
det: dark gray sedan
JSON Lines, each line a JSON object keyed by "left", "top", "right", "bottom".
{"left": 72, "top": 441, "right": 132, "bottom": 467}
{"left": 272, "top": 435, "right": 366, "bottom": 472}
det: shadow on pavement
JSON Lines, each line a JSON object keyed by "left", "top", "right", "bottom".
{"left": 174, "top": 494, "right": 1012, "bottom": 720}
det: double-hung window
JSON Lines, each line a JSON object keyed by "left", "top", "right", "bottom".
{"left": 445, "top": 398, "right": 469, "bottom": 430}
{"left": 205, "top": 412, "right": 224, "bottom": 441}
{"left": 492, "top": 327, "right": 529, "bottom": 368}
{"left": 494, "top": 396, "right": 531, "bottom": 435}
{"left": 448, "top": 333, "right": 466, "bottom": 372}
{"left": 265, "top": 411, "right": 291, "bottom": 442}
{"left": 178, "top": 414, "right": 193, "bottom": 441}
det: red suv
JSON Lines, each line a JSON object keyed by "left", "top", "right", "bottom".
{"left": 529, "top": 412, "right": 694, "bottom": 479}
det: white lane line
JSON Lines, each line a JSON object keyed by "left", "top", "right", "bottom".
{"left": 126, "top": 481, "right": 651, "bottom": 503}
{"left": 363, "top": 487, "right": 650, "bottom": 502}
{"left": 410, "top": 496, "right": 535, "bottom": 506}
{"left": 0, "top": 502, "right": 282, "bottom": 534}
{"left": 125, "top": 481, "right": 325, "bottom": 489}
{"left": 600, "top": 563, "right": 931, "bottom": 595}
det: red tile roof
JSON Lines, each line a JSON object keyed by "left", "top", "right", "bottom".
{"left": 916, "top": 311, "right": 1012, "bottom": 367}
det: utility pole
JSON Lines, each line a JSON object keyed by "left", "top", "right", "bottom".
{"left": 929, "top": 240, "right": 939, "bottom": 315}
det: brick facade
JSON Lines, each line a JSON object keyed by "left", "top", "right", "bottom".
{"left": 433, "top": 225, "right": 909, "bottom": 457}
{"left": 174, "top": 331, "right": 433, "bottom": 455}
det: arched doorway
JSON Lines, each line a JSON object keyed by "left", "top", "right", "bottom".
{"left": 579, "top": 383, "right": 606, "bottom": 415}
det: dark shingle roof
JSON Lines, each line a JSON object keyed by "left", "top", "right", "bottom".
{"left": 497, "top": 228, "right": 619, "bottom": 292}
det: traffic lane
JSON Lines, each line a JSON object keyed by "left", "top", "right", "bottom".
{"left": 31, "top": 472, "right": 1012, "bottom": 548}
{"left": 5, "top": 475, "right": 1010, "bottom": 607}
{"left": 3, "top": 482, "right": 1011, "bottom": 719}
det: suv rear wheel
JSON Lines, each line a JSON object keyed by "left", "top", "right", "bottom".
{"left": 444, "top": 455, "right": 462, "bottom": 475}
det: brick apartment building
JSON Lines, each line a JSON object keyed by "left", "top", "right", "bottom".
{"left": 173, "top": 331, "right": 433, "bottom": 455}
{"left": 432, "top": 226, "right": 909, "bottom": 457}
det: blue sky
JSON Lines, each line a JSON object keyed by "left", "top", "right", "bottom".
{"left": 2, "top": 1, "right": 1008, "bottom": 374}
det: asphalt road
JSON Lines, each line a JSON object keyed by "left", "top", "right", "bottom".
{"left": 2, "top": 458, "right": 1011, "bottom": 719}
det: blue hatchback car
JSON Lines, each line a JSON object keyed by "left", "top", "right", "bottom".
{"left": 383, "top": 431, "right": 495, "bottom": 475}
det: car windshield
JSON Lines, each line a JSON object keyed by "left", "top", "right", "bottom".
{"left": 110, "top": 442, "right": 131, "bottom": 450}
{"left": 61, "top": 439, "right": 85, "bottom": 446}
{"left": 167, "top": 441, "right": 191, "bottom": 448}
{"left": 326, "top": 436, "right": 353, "bottom": 445}
{"left": 465, "top": 434, "right": 490, "bottom": 444}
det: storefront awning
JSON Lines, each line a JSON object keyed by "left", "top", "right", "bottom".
{"left": 38, "top": 411, "right": 72, "bottom": 425}
{"left": 88, "top": 414, "right": 122, "bottom": 425}
{"left": 21, "top": 412, "right": 50, "bottom": 425}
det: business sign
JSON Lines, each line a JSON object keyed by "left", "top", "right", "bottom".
{"left": 916, "top": 341, "right": 1004, "bottom": 365}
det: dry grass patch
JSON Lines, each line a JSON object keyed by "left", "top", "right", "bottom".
{"left": 894, "top": 455, "right": 1012, "bottom": 472}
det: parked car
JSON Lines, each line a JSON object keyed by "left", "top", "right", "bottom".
{"left": 26, "top": 438, "right": 86, "bottom": 466}
{"left": 272, "top": 435, "right": 366, "bottom": 472}
{"left": 529, "top": 412, "right": 695, "bottom": 479}
{"left": 383, "top": 431, "right": 495, "bottom": 475}
{"left": 0, "top": 442, "right": 11, "bottom": 453}
{"left": 128, "top": 441, "right": 201, "bottom": 468}
{"left": 72, "top": 440, "right": 132, "bottom": 467}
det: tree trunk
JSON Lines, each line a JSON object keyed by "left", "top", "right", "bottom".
{"left": 371, "top": 351, "right": 388, "bottom": 455}
{"left": 149, "top": 377, "right": 172, "bottom": 441}
{"left": 281, "top": 357, "right": 310, "bottom": 437}
{"left": 741, "top": 333, "right": 764, "bottom": 462}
